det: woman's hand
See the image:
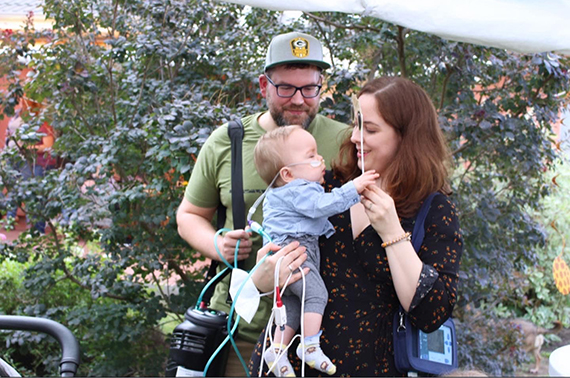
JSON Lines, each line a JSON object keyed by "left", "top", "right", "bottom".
{"left": 251, "top": 241, "right": 308, "bottom": 293}
{"left": 361, "top": 185, "right": 405, "bottom": 241}
{"left": 352, "top": 170, "right": 379, "bottom": 193}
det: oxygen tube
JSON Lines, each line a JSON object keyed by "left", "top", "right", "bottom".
{"left": 184, "top": 160, "right": 316, "bottom": 377}
{"left": 246, "top": 177, "right": 311, "bottom": 377}
{"left": 201, "top": 94, "right": 363, "bottom": 377}
{"left": 189, "top": 176, "right": 278, "bottom": 377}
{"left": 205, "top": 224, "right": 303, "bottom": 377}
{"left": 166, "top": 221, "right": 276, "bottom": 377}
{"left": 259, "top": 254, "right": 307, "bottom": 378}
{"left": 194, "top": 223, "right": 269, "bottom": 377}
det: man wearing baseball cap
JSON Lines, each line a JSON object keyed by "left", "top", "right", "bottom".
{"left": 177, "top": 31, "right": 347, "bottom": 376}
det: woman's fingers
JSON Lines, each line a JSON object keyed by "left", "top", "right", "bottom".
{"left": 363, "top": 186, "right": 395, "bottom": 211}
{"left": 252, "top": 241, "right": 307, "bottom": 292}
{"left": 284, "top": 247, "right": 308, "bottom": 272}
{"left": 255, "top": 242, "right": 280, "bottom": 263}
{"left": 362, "top": 185, "right": 386, "bottom": 202}
{"left": 361, "top": 189, "right": 377, "bottom": 210}
{"left": 273, "top": 240, "right": 300, "bottom": 256}
{"left": 278, "top": 247, "right": 308, "bottom": 284}
{"left": 252, "top": 243, "right": 279, "bottom": 292}
{"left": 265, "top": 241, "right": 308, "bottom": 289}
{"left": 277, "top": 241, "right": 305, "bottom": 265}
{"left": 287, "top": 267, "right": 311, "bottom": 287}
{"left": 275, "top": 242, "right": 307, "bottom": 287}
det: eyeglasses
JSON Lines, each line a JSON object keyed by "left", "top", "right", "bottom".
{"left": 265, "top": 75, "right": 322, "bottom": 99}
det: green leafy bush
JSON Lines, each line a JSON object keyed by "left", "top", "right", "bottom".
{"left": 525, "top": 161, "right": 570, "bottom": 324}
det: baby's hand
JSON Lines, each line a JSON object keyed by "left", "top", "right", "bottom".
{"left": 353, "top": 170, "right": 379, "bottom": 193}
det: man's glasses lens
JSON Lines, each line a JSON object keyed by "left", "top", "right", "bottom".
{"left": 277, "top": 85, "right": 321, "bottom": 98}
{"left": 266, "top": 75, "right": 322, "bottom": 98}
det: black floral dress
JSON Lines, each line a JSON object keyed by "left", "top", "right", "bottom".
{"left": 249, "top": 173, "right": 463, "bottom": 376}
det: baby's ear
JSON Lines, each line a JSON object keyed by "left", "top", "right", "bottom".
{"left": 280, "top": 167, "right": 294, "bottom": 183}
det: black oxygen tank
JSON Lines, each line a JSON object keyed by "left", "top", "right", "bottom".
{"left": 165, "top": 307, "right": 231, "bottom": 377}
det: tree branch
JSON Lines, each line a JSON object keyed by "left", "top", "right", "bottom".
{"left": 167, "top": 259, "right": 190, "bottom": 283}
{"left": 439, "top": 64, "right": 453, "bottom": 110}
{"left": 151, "top": 269, "right": 170, "bottom": 303}
{"left": 53, "top": 229, "right": 130, "bottom": 302}
{"left": 60, "top": 261, "right": 130, "bottom": 301}
{"left": 368, "top": 47, "right": 384, "bottom": 81}
{"left": 303, "top": 12, "right": 383, "bottom": 33}
{"left": 312, "top": 18, "right": 336, "bottom": 69}
{"left": 396, "top": 26, "right": 407, "bottom": 77}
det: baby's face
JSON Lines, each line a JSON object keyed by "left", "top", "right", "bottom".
{"left": 283, "top": 129, "right": 325, "bottom": 184}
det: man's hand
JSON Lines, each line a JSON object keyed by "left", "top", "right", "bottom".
{"left": 216, "top": 229, "right": 253, "bottom": 263}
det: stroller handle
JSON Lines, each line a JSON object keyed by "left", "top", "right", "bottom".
{"left": 0, "top": 315, "right": 80, "bottom": 377}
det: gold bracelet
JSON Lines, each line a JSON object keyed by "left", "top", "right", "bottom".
{"left": 381, "top": 232, "right": 412, "bottom": 248}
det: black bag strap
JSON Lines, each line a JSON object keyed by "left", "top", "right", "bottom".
{"left": 411, "top": 192, "right": 439, "bottom": 251}
{"left": 201, "top": 118, "right": 245, "bottom": 306}
{"left": 395, "top": 192, "right": 451, "bottom": 375}
{"left": 228, "top": 119, "right": 246, "bottom": 230}
{"left": 396, "top": 192, "right": 438, "bottom": 314}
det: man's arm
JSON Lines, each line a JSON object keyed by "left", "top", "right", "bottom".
{"left": 176, "top": 197, "right": 252, "bottom": 263}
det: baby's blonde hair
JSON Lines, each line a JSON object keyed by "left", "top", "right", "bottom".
{"left": 254, "top": 125, "right": 302, "bottom": 186}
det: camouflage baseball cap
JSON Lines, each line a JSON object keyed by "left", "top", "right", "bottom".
{"left": 264, "top": 31, "right": 331, "bottom": 71}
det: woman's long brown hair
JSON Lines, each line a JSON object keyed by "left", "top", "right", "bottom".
{"left": 332, "top": 76, "right": 452, "bottom": 218}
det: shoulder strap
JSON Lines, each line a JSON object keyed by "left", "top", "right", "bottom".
{"left": 202, "top": 119, "right": 245, "bottom": 305}
{"left": 411, "top": 192, "right": 439, "bottom": 251}
{"left": 395, "top": 191, "right": 440, "bottom": 368}
{"left": 396, "top": 192, "right": 458, "bottom": 375}
{"left": 227, "top": 118, "right": 246, "bottom": 230}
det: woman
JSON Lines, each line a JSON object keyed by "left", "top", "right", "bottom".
{"left": 251, "top": 76, "right": 463, "bottom": 376}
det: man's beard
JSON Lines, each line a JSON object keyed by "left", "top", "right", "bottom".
{"left": 269, "top": 106, "right": 317, "bottom": 130}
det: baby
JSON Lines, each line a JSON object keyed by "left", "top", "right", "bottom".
{"left": 254, "top": 125, "right": 377, "bottom": 376}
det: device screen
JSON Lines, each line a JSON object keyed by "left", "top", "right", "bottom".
{"left": 418, "top": 326, "right": 453, "bottom": 365}
{"left": 427, "top": 330, "right": 444, "bottom": 353}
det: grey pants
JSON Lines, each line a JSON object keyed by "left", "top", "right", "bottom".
{"left": 273, "top": 235, "right": 328, "bottom": 332}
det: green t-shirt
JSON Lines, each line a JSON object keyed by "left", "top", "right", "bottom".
{"left": 184, "top": 112, "right": 349, "bottom": 342}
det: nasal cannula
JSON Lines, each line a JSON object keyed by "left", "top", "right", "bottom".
{"left": 351, "top": 94, "right": 365, "bottom": 174}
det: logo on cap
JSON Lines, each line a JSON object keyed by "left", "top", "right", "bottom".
{"left": 290, "top": 37, "right": 309, "bottom": 58}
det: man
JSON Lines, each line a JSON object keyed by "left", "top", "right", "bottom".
{"left": 176, "top": 31, "right": 348, "bottom": 376}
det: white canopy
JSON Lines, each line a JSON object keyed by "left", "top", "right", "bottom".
{"left": 220, "top": 0, "right": 570, "bottom": 55}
